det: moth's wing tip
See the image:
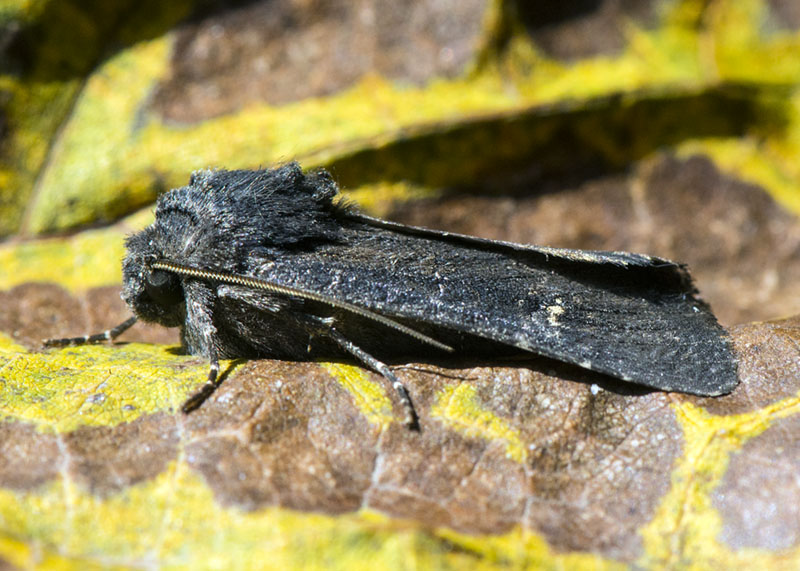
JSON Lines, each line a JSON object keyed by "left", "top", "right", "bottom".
{"left": 667, "top": 364, "right": 740, "bottom": 397}
{"left": 686, "top": 380, "right": 739, "bottom": 397}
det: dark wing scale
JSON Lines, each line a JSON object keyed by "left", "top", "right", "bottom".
{"left": 243, "top": 217, "right": 737, "bottom": 397}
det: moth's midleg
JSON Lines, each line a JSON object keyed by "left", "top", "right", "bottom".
{"left": 323, "top": 325, "right": 419, "bottom": 430}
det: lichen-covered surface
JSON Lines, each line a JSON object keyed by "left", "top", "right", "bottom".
{"left": 2, "top": 0, "right": 800, "bottom": 569}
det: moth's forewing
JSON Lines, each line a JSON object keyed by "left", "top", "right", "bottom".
{"left": 242, "top": 214, "right": 737, "bottom": 396}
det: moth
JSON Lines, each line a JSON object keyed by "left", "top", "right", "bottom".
{"left": 46, "top": 163, "right": 738, "bottom": 427}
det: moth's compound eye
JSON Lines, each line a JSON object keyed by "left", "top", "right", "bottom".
{"left": 145, "top": 270, "right": 184, "bottom": 308}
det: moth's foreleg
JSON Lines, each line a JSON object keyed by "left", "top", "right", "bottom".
{"left": 43, "top": 316, "right": 138, "bottom": 348}
{"left": 181, "top": 348, "right": 221, "bottom": 414}
{"left": 320, "top": 322, "right": 420, "bottom": 430}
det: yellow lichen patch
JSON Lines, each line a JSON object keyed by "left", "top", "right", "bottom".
{"left": 320, "top": 363, "right": 395, "bottom": 430}
{"left": 0, "top": 332, "right": 26, "bottom": 354}
{"left": 341, "top": 181, "right": 443, "bottom": 219}
{"left": 430, "top": 384, "right": 527, "bottom": 463}
{"left": 0, "top": 77, "right": 83, "bottom": 236}
{"left": 22, "top": 37, "right": 516, "bottom": 234}
{"left": 0, "top": 533, "right": 120, "bottom": 571}
{"left": 435, "top": 526, "right": 627, "bottom": 571}
{"left": 24, "top": 35, "right": 174, "bottom": 235}
{"left": 510, "top": 0, "right": 708, "bottom": 105}
{"left": 709, "top": 0, "right": 800, "bottom": 84}
{"left": 639, "top": 395, "right": 800, "bottom": 568}
{"left": 0, "top": 343, "right": 212, "bottom": 432}
{"left": 678, "top": 89, "right": 800, "bottom": 214}
{"left": 0, "top": 536, "right": 30, "bottom": 571}
{"left": 0, "top": 459, "right": 622, "bottom": 570}
{"left": 137, "top": 70, "right": 518, "bottom": 186}
{"left": 0, "top": 206, "right": 153, "bottom": 292}
{"left": 0, "top": 1, "right": 34, "bottom": 16}
{"left": 0, "top": 225, "right": 126, "bottom": 291}
{"left": 677, "top": 137, "right": 800, "bottom": 217}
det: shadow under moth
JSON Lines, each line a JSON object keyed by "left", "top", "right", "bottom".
{"left": 46, "top": 163, "right": 738, "bottom": 428}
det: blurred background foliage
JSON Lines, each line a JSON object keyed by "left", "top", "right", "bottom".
{"left": 1, "top": 0, "right": 799, "bottom": 239}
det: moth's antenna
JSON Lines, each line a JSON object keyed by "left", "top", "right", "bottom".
{"left": 151, "top": 260, "right": 454, "bottom": 353}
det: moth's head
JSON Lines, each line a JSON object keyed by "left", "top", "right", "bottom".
{"left": 122, "top": 228, "right": 185, "bottom": 327}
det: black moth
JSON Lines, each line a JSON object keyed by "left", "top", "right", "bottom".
{"left": 46, "top": 163, "right": 738, "bottom": 428}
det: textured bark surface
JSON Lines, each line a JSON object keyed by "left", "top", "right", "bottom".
{"left": 153, "top": 0, "right": 489, "bottom": 121}
{"left": 1, "top": 282, "right": 799, "bottom": 564}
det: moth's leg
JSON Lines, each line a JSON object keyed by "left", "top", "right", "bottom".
{"left": 215, "top": 286, "right": 421, "bottom": 427}
{"left": 180, "top": 285, "right": 224, "bottom": 413}
{"left": 307, "top": 317, "right": 419, "bottom": 430}
{"left": 43, "top": 316, "right": 138, "bottom": 347}
{"left": 180, "top": 346, "right": 221, "bottom": 413}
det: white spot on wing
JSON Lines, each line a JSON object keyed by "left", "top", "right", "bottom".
{"left": 547, "top": 304, "right": 565, "bottom": 326}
